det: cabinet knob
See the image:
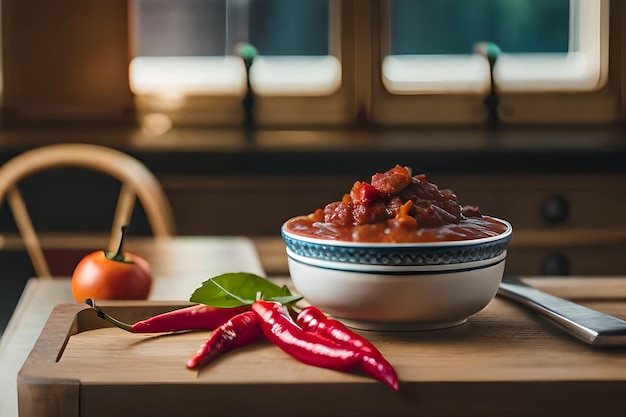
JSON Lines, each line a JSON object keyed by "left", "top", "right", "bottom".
{"left": 542, "top": 252, "right": 571, "bottom": 276}
{"left": 543, "top": 195, "right": 570, "bottom": 224}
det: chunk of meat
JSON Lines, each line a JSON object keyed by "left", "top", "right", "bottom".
{"left": 462, "top": 205, "right": 482, "bottom": 218}
{"left": 324, "top": 200, "right": 353, "bottom": 226}
{"left": 433, "top": 199, "right": 462, "bottom": 221}
{"left": 352, "top": 201, "right": 389, "bottom": 225}
{"left": 398, "top": 175, "right": 445, "bottom": 202}
{"left": 385, "top": 196, "right": 404, "bottom": 218}
{"left": 371, "top": 165, "right": 412, "bottom": 195}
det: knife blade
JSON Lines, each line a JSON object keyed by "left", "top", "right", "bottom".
{"left": 497, "top": 274, "right": 626, "bottom": 347}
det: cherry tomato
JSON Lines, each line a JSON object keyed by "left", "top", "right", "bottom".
{"left": 71, "top": 227, "right": 152, "bottom": 302}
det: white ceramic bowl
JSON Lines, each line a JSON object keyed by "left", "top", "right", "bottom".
{"left": 282, "top": 217, "right": 513, "bottom": 331}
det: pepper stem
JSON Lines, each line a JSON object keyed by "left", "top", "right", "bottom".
{"left": 85, "top": 298, "right": 134, "bottom": 332}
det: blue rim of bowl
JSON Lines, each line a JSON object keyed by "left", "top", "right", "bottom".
{"left": 287, "top": 249, "right": 507, "bottom": 274}
{"left": 281, "top": 217, "right": 512, "bottom": 266}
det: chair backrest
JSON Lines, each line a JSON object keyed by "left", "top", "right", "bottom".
{"left": 0, "top": 143, "right": 176, "bottom": 278}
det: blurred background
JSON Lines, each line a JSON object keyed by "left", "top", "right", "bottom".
{"left": 0, "top": 0, "right": 625, "bottom": 332}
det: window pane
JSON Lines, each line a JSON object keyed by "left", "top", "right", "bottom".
{"left": 132, "top": 0, "right": 336, "bottom": 98}
{"left": 136, "top": 0, "right": 227, "bottom": 56}
{"left": 250, "top": 0, "right": 328, "bottom": 56}
{"left": 135, "top": 0, "right": 329, "bottom": 57}
{"left": 390, "top": 0, "right": 570, "bottom": 55}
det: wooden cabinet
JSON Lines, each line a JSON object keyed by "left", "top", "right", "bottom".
{"left": 161, "top": 173, "right": 626, "bottom": 276}
{"left": 436, "top": 174, "right": 626, "bottom": 276}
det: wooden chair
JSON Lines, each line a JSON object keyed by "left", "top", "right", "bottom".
{"left": 0, "top": 143, "right": 176, "bottom": 278}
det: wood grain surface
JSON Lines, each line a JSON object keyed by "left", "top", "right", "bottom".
{"left": 17, "top": 278, "right": 626, "bottom": 417}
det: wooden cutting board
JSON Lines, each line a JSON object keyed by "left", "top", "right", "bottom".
{"left": 17, "top": 279, "right": 626, "bottom": 417}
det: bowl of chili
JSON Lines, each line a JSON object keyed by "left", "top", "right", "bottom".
{"left": 281, "top": 165, "right": 513, "bottom": 331}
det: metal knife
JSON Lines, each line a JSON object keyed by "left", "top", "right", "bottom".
{"left": 497, "top": 274, "right": 626, "bottom": 347}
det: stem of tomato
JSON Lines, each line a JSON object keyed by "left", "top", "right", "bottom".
{"left": 110, "top": 225, "right": 129, "bottom": 262}
{"left": 85, "top": 298, "right": 133, "bottom": 332}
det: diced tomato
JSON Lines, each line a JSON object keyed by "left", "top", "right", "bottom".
{"left": 350, "top": 181, "right": 384, "bottom": 205}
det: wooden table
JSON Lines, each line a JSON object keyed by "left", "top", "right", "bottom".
{"left": 0, "top": 236, "right": 265, "bottom": 417}
{"left": 2, "top": 236, "right": 626, "bottom": 416}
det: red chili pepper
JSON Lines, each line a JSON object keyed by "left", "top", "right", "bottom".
{"left": 251, "top": 300, "right": 362, "bottom": 372}
{"left": 296, "top": 305, "right": 379, "bottom": 353}
{"left": 86, "top": 299, "right": 248, "bottom": 333}
{"left": 130, "top": 304, "right": 250, "bottom": 333}
{"left": 186, "top": 310, "right": 264, "bottom": 369}
{"left": 296, "top": 305, "right": 400, "bottom": 391}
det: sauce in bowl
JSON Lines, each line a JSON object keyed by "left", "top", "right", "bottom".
{"left": 284, "top": 165, "right": 509, "bottom": 243}
{"left": 284, "top": 215, "right": 507, "bottom": 243}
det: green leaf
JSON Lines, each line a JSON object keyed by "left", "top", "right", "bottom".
{"left": 189, "top": 272, "right": 302, "bottom": 308}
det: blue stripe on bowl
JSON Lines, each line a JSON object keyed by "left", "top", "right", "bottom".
{"left": 282, "top": 229, "right": 512, "bottom": 266}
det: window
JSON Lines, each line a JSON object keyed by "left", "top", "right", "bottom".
{"left": 130, "top": 0, "right": 351, "bottom": 128}
{"left": 372, "top": 0, "right": 615, "bottom": 125}
{"left": 493, "top": 0, "right": 608, "bottom": 92}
